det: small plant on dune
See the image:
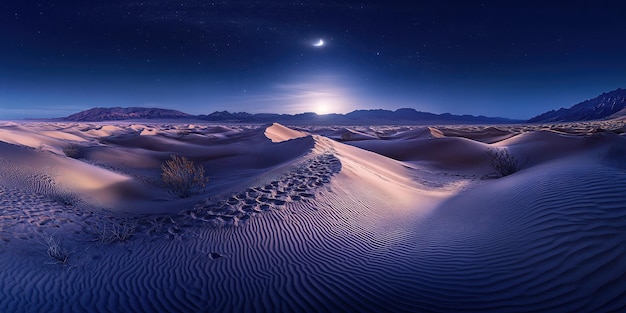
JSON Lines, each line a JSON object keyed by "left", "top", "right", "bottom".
{"left": 50, "top": 192, "right": 78, "bottom": 207}
{"left": 40, "top": 233, "right": 69, "bottom": 264}
{"left": 177, "top": 130, "right": 191, "bottom": 137}
{"left": 161, "top": 155, "right": 209, "bottom": 198}
{"left": 487, "top": 148, "right": 519, "bottom": 177}
{"left": 93, "top": 218, "right": 137, "bottom": 243}
{"left": 62, "top": 144, "right": 80, "bottom": 158}
{"left": 341, "top": 131, "right": 353, "bottom": 141}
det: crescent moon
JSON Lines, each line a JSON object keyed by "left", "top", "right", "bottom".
{"left": 313, "top": 39, "right": 324, "bottom": 47}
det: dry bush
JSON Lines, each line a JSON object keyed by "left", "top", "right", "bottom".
{"left": 93, "top": 218, "right": 137, "bottom": 243}
{"left": 63, "top": 144, "right": 80, "bottom": 158}
{"left": 487, "top": 148, "right": 519, "bottom": 177}
{"left": 341, "top": 131, "right": 353, "bottom": 141}
{"left": 50, "top": 192, "right": 78, "bottom": 207}
{"left": 40, "top": 233, "right": 69, "bottom": 264}
{"left": 177, "top": 130, "right": 191, "bottom": 137}
{"left": 161, "top": 155, "right": 208, "bottom": 198}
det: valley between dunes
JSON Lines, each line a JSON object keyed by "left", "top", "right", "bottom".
{"left": 0, "top": 120, "right": 625, "bottom": 312}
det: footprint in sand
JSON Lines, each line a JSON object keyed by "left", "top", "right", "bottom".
{"left": 184, "top": 153, "right": 342, "bottom": 227}
{"left": 208, "top": 252, "right": 222, "bottom": 259}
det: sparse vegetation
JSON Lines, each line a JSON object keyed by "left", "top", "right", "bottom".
{"left": 50, "top": 193, "right": 78, "bottom": 207}
{"left": 487, "top": 148, "right": 519, "bottom": 177}
{"left": 97, "top": 137, "right": 110, "bottom": 145}
{"left": 93, "top": 218, "right": 137, "bottom": 243}
{"left": 62, "top": 144, "right": 80, "bottom": 158}
{"left": 161, "top": 155, "right": 209, "bottom": 198}
{"left": 41, "top": 234, "right": 69, "bottom": 264}
{"left": 341, "top": 131, "right": 353, "bottom": 141}
{"left": 177, "top": 130, "right": 191, "bottom": 137}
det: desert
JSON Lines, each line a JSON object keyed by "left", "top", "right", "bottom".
{"left": 0, "top": 118, "right": 625, "bottom": 312}
{"left": 5, "top": 1, "right": 626, "bottom": 311}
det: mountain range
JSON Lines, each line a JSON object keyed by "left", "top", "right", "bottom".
{"left": 528, "top": 88, "right": 626, "bottom": 123}
{"left": 65, "top": 107, "right": 193, "bottom": 121}
{"left": 60, "top": 88, "right": 626, "bottom": 124}
{"left": 63, "top": 107, "right": 518, "bottom": 125}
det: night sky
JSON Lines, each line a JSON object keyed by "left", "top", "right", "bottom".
{"left": 2, "top": 1, "right": 626, "bottom": 119}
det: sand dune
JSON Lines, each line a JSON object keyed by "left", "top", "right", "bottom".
{"left": 432, "top": 125, "right": 516, "bottom": 143}
{"left": 264, "top": 122, "right": 308, "bottom": 142}
{"left": 0, "top": 120, "right": 625, "bottom": 312}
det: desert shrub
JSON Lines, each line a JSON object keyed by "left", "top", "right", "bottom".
{"left": 177, "top": 130, "right": 191, "bottom": 137}
{"left": 50, "top": 193, "right": 78, "bottom": 207}
{"left": 63, "top": 144, "right": 80, "bottom": 158}
{"left": 487, "top": 148, "right": 519, "bottom": 177}
{"left": 161, "top": 155, "right": 208, "bottom": 198}
{"left": 341, "top": 131, "right": 353, "bottom": 141}
{"left": 41, "top": 234, "right": 69, "bottom": 264}
{"left": 93, "top": 218, "right": 136, "bottom": 243}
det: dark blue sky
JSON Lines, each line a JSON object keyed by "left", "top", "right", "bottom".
{"left": 2, "top": 1, "right": 626, "bottom": 119}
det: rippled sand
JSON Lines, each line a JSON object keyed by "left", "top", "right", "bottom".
{"left": 0, "top": 120, "right": 625, "bottom": 312}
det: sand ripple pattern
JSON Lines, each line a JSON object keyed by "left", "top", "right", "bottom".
{"left": 0, "top": 159, "right": 56, "bottom": 196}
{"left": 2, "top": 160, "right": 626, "bottom": 312}
{"left": 0, "top": 187, "right": 88, "bottom": 244}
{"left": 401, "top": 164, "right": 626, "bottom": 312}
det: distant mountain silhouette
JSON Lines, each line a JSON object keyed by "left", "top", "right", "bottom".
{"left": 62, "top": 107, "right": 518, "bottom": 124}
{"left": 64, "top": 107, "right": 193, "bottom": 121}
{"left": 341, "top": 108, "right": 513, "bottom": 124}
{"left": 529, "top": 88, "right": 626, "bottom": 123}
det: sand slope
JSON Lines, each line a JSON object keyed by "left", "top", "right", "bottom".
{"left": 0, "top": 121, "right": 625, "bottom": 312}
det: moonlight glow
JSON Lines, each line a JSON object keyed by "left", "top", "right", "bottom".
{"left": 314, "top": 101, "right": 330, "bottom": 114}
{"left": 313, "top": 39, "right": 325, "bottom": 47}
{"left": 310, "top": 96, "right": 345, "bottom": 115}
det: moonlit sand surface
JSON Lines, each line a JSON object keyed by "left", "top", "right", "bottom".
{"left": 1, "top": 120, "right": 626, "bottom": 312}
